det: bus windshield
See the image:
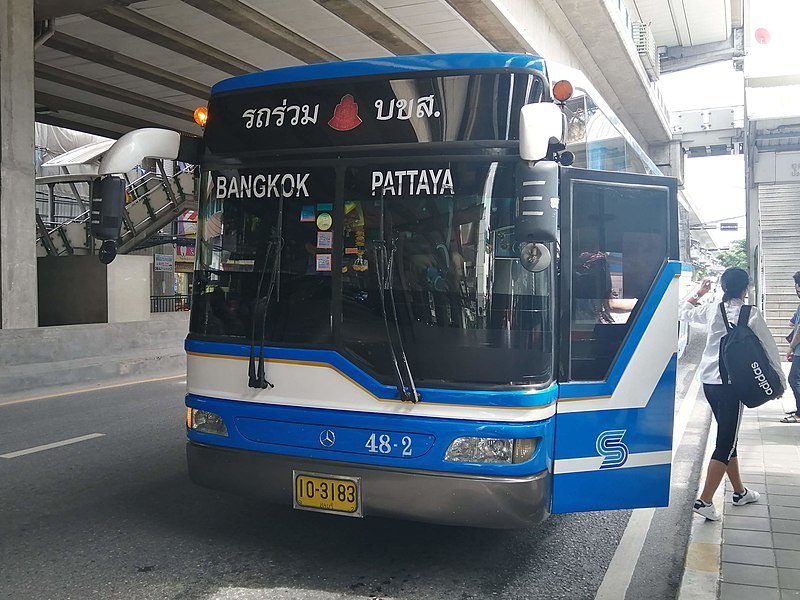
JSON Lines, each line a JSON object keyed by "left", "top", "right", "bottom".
{"left": 190, "top": 160, "right": 553, "bottom": 388}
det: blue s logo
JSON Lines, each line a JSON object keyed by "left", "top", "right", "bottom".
{"left": 596, "top": 430, "right": 629, "bottom": 469}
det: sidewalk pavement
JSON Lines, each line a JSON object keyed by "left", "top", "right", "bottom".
{"left": 679, "top": 369, "right": 800, "bottom": 600}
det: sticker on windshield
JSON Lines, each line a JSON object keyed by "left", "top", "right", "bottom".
{"left": 316, "top": 253, "right": 332, "bottom": 272}
{"left": 316, "top": 213, "right": 333, "bottom": 231}
{"left": 316, "top": 203, "right": 333, "bottom": 212}
{"left": 317, "top": 231, "right": 333, "bottom": 249}
{"left": 300, "top": 206, "right": 315, "bottom": 222}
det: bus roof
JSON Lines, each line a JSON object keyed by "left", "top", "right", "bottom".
{"left": 211, "top": 53, "right": 547, "bottom": 95}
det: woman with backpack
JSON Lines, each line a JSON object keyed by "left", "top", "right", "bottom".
{"left": 680, "top": 267, "right": 786, "bottom": 520}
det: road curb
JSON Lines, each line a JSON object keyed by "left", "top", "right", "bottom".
{"left": 677, "top": 416, "right": 722, "bottom": 600}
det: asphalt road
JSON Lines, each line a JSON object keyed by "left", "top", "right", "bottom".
{"left": 0, "top": 334, "right": 708, "bottom": 600}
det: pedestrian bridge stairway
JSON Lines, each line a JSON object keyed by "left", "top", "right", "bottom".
{"left": 36, "top": 161, "right": 196, "bottom": 257}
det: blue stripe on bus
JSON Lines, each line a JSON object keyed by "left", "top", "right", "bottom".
{"left": 558, "top": 260, "right": 681, "bottom": 399}
{"left": 185, "top": 339, "right": 558, "bottom": 409}
{"left": 212, "top": 53, "right": 547, "bottom": 94}
{"left": 186, "top": 393, "right": 554, "bottom": 476}
{"left": 554, "top": 354, "right": 676, "bottom": 460}
{"left": 552, "top": 464, "right": 670, "bottom": 513}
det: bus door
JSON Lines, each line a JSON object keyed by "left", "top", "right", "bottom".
{"left": 551, "top": 167, "right": 680, "bottom": 513}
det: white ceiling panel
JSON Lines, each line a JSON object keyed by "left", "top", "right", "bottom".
{"left": 55, "top": 15, "right": 230, "bottom": 86}
{"left": 629, "top": 0, "right": 730, "bottom": 47}
{"left": 130, "top": 0, "right": 304, "bottom": 70}
{"left": 372, "top": 0, "right": 493, "bottom": 53}
{"left": 684, "top": 0, "right": 730, "bottom": 45}
{"left": 36, "top": 48, "right": 208, "bottom": 107}
{"left": 629, "top": 0, "right": 680, "bottom": 46}
{"left": 36, "top": 79, "right": 200, "bottom": 134}
{"left": 248, "top": 0, "right": 393, "bottom": 60}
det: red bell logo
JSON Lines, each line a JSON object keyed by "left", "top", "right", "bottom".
{"left": 328, "top": 94, "right": 362, "bottom": 131}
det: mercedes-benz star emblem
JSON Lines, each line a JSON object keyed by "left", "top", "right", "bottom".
{"left": 319, "top": 429, "right": 336, "bottom": 448}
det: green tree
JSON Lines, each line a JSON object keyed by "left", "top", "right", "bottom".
{"left": 716, "top": 239, "right": 748, "bottom": 270}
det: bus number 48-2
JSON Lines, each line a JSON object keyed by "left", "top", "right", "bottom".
{"left": 365, "top": 433, "right": 412, "bottom": 456}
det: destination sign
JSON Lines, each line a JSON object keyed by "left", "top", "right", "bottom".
{"left": 204, "top": 72, "right": 545, "bottom": 154}
{"left": 215, "top": 173, "right": 311, "bottom": 199}
{"left": 371, "top": 168, "right": 454, "bottom": 196}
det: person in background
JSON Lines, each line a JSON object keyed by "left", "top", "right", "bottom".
{"left": 680, "top": 268, "right": 786, "bottom": 520}
{"left": 781, "top": 271, "right": 800, "bottom": 423}
{"left": 573, "top": 251, "right": 636, "bottom": 323}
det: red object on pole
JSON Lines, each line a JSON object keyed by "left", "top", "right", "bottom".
{"left": 755, "top": 27, "right": 770, "bottom": 44}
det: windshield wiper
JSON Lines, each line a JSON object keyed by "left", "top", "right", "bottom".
{"left": 384, "top": 240, "right": 421, "bottom": 403}
{"left": 248, "top": 236, "right": 282, "bottom": 389}
{"left": 373, "top": 207, "right": 421, "bottom": 403}
{"left": 248, "top": 195, "right": 285, "bottom": 390}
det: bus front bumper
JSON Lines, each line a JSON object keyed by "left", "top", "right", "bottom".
{"left": 187, "top": 442, "right": 551, "bottom": 529}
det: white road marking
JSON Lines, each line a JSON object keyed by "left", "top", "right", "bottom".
{"left": 1, "top": 433, "right": 106, "bottom": 459}
{"left": 0, "top": 374, "right": 185, "bottom": 407}
{"left": 594, "top": 376, "right": 702, "bottom": 600}
{"left": 595, "top": 508, "right": 656, "bottom": 600}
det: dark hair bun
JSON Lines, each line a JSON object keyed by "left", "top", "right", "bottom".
{"left": 721, "top": 267, "right": 750, "bottom": 302}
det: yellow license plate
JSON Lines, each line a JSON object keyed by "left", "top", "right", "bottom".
{"left": 293, "top": 472, "right": 362, "bottom": 517}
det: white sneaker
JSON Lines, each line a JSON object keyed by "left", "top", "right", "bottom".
{"left": 732, "top": 488, "right": 761, "bottom": 506}
{"left": 693, "top": 499, "right": 721, "bottom": 520}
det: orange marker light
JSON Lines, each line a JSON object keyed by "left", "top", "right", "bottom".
{"left": 186, "top": 407, "right": 193, "bottom": 429}
{"left": 552, "top": 80, "right": 574, "bottom": 103}
{"left": 193, "top": 106, "right": 209, "bottom": 127}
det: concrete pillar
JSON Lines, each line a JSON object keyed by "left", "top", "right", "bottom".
{"left": 0, "top": 0, "right": 37, "bottom": 328}
{"left": 648, "top": 141, "right": 685, "bottom": 186}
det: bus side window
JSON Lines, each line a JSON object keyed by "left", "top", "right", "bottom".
{"left": 568, "top": 182, "right": 669, "bottom": 381}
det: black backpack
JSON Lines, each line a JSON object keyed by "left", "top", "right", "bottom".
{"left": 719, "top": 303, "right": 784, "bottom": 408}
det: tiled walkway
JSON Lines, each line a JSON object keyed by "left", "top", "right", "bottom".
{"left": 718, "top": 394, "right": 800, "bottom": 599}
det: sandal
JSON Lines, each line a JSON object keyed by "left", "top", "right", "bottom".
{"left": 780, "top": 414, "right": 800, "bottom": 423}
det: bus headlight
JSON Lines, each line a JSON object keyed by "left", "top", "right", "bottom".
{"left": 444, "top": 437, "right": 538, "bottom": 464}
{"left": 188, "top": 408, "right": 228, "bottom": 436}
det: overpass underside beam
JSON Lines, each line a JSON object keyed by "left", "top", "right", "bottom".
{"left": 660, "top": 34, "right": 742, "bottom": 74}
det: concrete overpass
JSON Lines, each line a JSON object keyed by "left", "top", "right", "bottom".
{"left": 2, "top": 0, "right": 740, "bottom": 328}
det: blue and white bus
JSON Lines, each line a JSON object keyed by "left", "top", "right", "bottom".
{"left": 99, "top": 53, "right": 680, "bottom": 528}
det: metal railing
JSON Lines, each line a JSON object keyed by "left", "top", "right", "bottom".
{"left": 151, "top": 294, "right": 192, "bottom": 313}
{"left": 36, "top": 163, "right": 196, "bottom": 251}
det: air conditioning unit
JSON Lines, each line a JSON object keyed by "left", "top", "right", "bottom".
{"left": 632, "top": 22, "right": 660, "bottom": 81}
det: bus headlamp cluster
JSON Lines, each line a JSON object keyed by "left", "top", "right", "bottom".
{"left": 187, "top": 408, "right": 228, "bottom": 436}
{"left": 444, "top": 437, "right": 538, "bottom": 464}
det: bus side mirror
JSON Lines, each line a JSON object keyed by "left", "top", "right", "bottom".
{"left": 519, "top": 103, "right": 566, "bottom": 161}
{"left": 90, "top": 175, "right": 126, "bottom": 263}
{"left": 515, "top": 161, "right": 558, "bottom": 244}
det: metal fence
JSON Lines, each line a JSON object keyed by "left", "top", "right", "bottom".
{"left": 151, "top": 294, "right": 192, "bottom": 313}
